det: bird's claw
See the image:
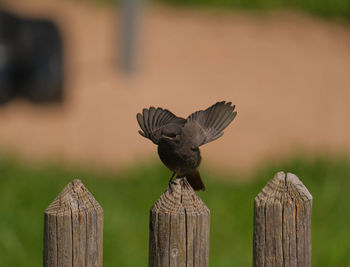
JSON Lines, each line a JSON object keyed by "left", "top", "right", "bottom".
{"left": 168, "top": 172, "right": 176, "bottom": 193}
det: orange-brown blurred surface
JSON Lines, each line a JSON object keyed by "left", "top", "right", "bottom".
{"left": 0, "top": 0, "right": 349, "bottom": 172}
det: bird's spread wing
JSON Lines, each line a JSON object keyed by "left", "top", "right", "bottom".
{"left": 137, "top": 107, "right": 185, "bottom": 144}
{"left": 183, "top": 101, "right": 237, "bottom": 148}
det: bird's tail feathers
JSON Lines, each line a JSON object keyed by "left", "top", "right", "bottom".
{"left": 185, "top": 170, "right": 205, "bottom": 191}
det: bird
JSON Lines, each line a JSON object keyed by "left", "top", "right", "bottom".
{"left": 136, "top": 101, "right": 237, "bottom": 191}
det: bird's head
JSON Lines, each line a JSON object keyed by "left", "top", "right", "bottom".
{"left": 158, "top": 123, "right": 182, "bottom": 146}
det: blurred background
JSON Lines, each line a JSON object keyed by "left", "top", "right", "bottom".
{"left": 0, "top": 0, "right": 349, "bottom": 266}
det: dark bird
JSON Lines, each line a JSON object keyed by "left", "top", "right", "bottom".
{"left": 136, "top": 101, "right": 237, "bottom": 191}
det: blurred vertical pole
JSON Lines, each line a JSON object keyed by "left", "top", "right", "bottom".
{"left": 120, "top": 0, "right": 142, "bottom": 73}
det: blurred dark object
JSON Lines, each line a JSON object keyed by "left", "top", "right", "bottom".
{"left": 0, "top": 10, "right": 63, "bottom": 104}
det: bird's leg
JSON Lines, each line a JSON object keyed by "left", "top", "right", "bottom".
{"left": 168, "top": 172, "right": 176, "bottom": 189}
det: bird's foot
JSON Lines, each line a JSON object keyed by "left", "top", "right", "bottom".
{"left": 168, "top": 172, "right": 176, "bottom": 192}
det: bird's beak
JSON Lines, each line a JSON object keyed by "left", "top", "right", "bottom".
{"left": 159, "top": 136, "right": 172, "bottom": 142}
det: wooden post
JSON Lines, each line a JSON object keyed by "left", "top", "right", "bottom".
{"left": 253, "top": 171, "right": 312, "bottom": 267}
{"left": 149, "top": 178, "right": 210, "bottom": 267}
{"left": 43, "top": 179, "right": 103, "bottom": 267}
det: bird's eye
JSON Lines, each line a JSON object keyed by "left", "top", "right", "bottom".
{"left": 168, "top": 134, "right": 177, "bottom": 138}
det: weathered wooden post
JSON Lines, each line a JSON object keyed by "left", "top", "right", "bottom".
{"left": 149, "top": 178, "right": 210, "bottom": 267}
{"left": 253, "top": 171, "right": 312, "bottom": 267}
{"left": 43, "top": 179, "right": 103, "bottom": 267}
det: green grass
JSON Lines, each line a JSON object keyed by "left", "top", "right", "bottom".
{"left": 0, "top": 154, "right": 349, "bottom": 266}
{"left": 156, "top": 0, "right": 350, "bottom": 19}
{"left": 90, "top": 0, "right": 350, "bottom": 19}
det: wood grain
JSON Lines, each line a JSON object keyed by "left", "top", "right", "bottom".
{"left": 149, "top": 178, "right": 210, "bottom": 267}
{"left": 44, "top": 179, "right": 103, "bottom": 267}
{"left": 253, "top": 171, "right": 312, "bottom": 267}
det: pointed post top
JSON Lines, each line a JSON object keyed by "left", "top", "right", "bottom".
{"left": 45, "top": 179, "right": 103, "bottom": 216}
{"left": 255, "top": 171, "right": 312, "bottom": 204}
{"left": 151, "top": 177, "right": 209, "bottom": 215}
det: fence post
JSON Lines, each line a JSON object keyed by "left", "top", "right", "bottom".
{"left": 43, "top": 179, "right": 103, "bottom": 267}
{"left": 149, "top": 178, "right": 210, "bottom": 267}
{"left": 253, "top": 171, "right": 312, "bottom": 267}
